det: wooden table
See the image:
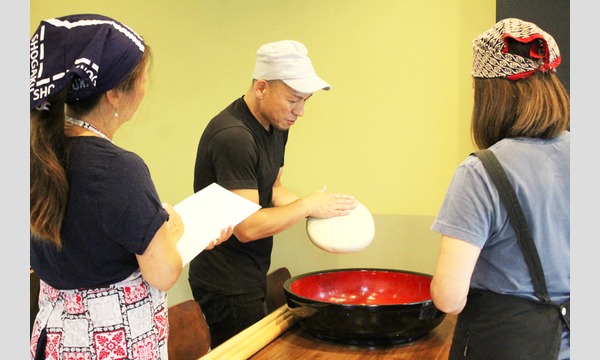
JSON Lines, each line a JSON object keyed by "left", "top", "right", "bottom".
{"left": 249, "top": 313, "right": 456, "bottom": 359}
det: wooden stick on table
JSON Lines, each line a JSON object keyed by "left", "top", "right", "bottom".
{"left": 199, "top": 304, "right": 296, "bottom": 360}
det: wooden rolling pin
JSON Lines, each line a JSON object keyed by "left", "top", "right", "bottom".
{"left": 199, "top": 304, "right": 296, "bottom": 360}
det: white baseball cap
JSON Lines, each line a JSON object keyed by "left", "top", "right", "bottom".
{"left": 252, "top": 40, "right": 331, "bottom": 93}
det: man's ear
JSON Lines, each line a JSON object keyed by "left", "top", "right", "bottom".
{"left": 254, "top": 79, "right": 269, "bottom": 99}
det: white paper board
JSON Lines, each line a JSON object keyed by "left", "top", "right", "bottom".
{"left": 174, "top": 183, "right": 261, "bottom": 267}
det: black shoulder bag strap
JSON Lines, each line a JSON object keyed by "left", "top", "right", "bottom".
{"left": 473, "top": 149, "right": 569, "bottom": 329}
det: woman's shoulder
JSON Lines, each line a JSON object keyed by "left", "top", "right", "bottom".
{"left": 73, "top": 137, "right": 144, "bottom": 162}
{"left": 71, "top": 137, "right": 149, "bottom": 180}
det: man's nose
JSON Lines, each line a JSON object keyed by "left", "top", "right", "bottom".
{"left": 292, "top": 102, "right": 305, "bottom": 117}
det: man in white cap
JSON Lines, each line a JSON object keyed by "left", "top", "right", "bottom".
{"left": 189, "top": 40, "right": 358, "bottom": 348}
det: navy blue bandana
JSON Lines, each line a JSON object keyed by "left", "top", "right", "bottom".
{"left": 30, "top": 14, "right": 145, "bottom": 110}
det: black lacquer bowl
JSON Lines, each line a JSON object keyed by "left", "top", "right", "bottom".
{"left": 283, "top": 268, "right": 446, "bottom": 346}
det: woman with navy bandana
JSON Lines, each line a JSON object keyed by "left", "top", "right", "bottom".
{"left": 29, "top": 14, "right": 232, "bottom": 359}
{"left": 429, "top": 18, "right": 570, "bottom": 359}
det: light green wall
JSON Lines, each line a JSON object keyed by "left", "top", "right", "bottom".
{"left": 30, "top": 1, "right": 495, "bottom": 304}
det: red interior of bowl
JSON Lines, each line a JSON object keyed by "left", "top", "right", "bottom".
{"left": 289, "top": 269, "right": 432, "bottom": 305}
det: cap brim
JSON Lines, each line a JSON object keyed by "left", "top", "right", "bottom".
{"left": 282, "top": 77, "right": 331, "bottom": 94}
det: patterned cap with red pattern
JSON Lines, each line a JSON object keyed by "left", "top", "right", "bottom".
{"left": 471, "top": 18, "right": 561, "bottom": 80}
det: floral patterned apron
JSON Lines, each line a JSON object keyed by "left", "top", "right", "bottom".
{"left": 30, "top": 270, "right": 169, "bottom": 360}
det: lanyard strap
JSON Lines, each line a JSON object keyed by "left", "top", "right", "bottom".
{"left": 65, "top": 117, "right": 112, "bottom": 142}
